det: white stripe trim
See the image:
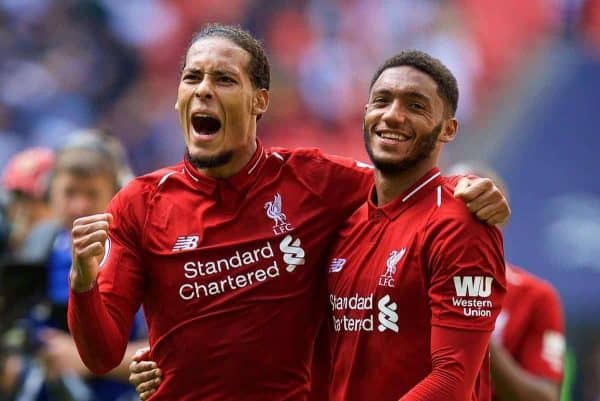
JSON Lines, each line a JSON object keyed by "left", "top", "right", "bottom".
{"left": 402, "top": 171, "right": 442, "bottom": 203}
{"left": 184, "top": 165, "right": 200, "bottom": 182}
{"left": 248, "top": 147, "right": 264, "bottom": 175}
{"left": 436, "top": 185, "right": 442, "bottom": 208}
{"left": 158, "top": 171, "right": 176, "bottom": 186}
{"left": 271, "top": 151, "right": 284, "bottom": 161}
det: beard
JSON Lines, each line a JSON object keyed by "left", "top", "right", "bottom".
{"left": 186, "top": 149, "right": 234, "bottom": 170}
{"left": 363, "top": 121, "right": 443, "bottom": 175}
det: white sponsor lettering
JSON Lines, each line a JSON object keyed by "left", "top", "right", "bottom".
{"left": 179, "top": 262, "right": 280, "bottom": 300}
{"left": 177, "top": 239, "right": 303, "bottom": 300}
{"left": 183, "top": 242, "right": 274, "bottom": 278}
{"left": 451, "top": 298, "right": 493, "bottom": 308}
{"left": 453, "top": 276, "right": 493, "bottom": 297}
{"left": 331, "top": 294, "right": 398, "bottom": 333}
{"left": 330, "top": 294, "right": 373, "bottom": 311}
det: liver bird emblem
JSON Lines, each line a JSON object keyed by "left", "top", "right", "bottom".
{"left": 265, "top": 193, "right": 287, "bottom": 226}
{"left": 384, "top": 248, "right": 406, "bottom": 277}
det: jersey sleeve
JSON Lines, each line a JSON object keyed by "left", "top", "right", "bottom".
{"left": 399, "top": 325, "right": 491, "bottom": 401}
{"left": 290, "top": 149, "right": 373, "bottom": 217}
{"left": 518, "top": 284, "right": 565, "bottom": 382}
{"left": 68, "top": 180, "right": 148, "bottom": 374}
{"left": 424, "top": 208, "right": 506, "bottom": 331}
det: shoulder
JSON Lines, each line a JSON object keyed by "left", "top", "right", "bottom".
{"left": 428, "top": 178, "right": 493, "bottom": 229}
{"left": 116, "top": 163, "right": 183, "bottom": 199}
{"left": 508, "top": 264, "right": 561, "bottom": 306}
{"left": 267, "top": 146, "right": 372, "bottom": 172}
{"left": 423, "top": 179, "right": 503, "bottom": 258}
{"left": 109, "top": 163, "right": 184, "bottom": 219}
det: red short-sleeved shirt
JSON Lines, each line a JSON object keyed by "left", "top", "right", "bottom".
{"left": 492, "top": 263, "right": 565, "bottom": 400}
{"left": 327, "top": 168, "right": 506, "bottom": 401}
{"left": 68, "top": 141, "right": 373, "bottom": 401}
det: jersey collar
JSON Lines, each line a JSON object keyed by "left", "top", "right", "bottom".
{"left": 182, "top": 139, "right": 267, "bottom": 196}
{"left": 368, "top": 167, "right": 444, "bottom": 220}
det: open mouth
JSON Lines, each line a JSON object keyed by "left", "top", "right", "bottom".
{"left": 191, "top": 114, "right": 222, "bottom": 135}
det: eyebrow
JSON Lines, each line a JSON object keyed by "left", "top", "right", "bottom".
{"left": 372, "top": 89, "right": 431, "bottom": 103}
{"left": 182, "top": 67, "right": 239, "bottom": 77}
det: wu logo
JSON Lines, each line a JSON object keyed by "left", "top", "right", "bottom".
{"left": 453, "top": 276, "right": 493, "bottom": 297}
{"left": 279, "top": 235, "right": 305, "bottom": 272}
{"left": 265, "top": 193, "right": 293, "bottom": 235}
{"left": 377, "top": 295, "right": 399, "bottom": 333}
{"left": 172, "top": 235, "right": 200, "bottom": 252}
{"left": 378, "top": 248, "right": 406, "bottom": 288}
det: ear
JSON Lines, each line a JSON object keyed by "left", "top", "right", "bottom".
{"left": 252, "top": 88, "right": 270, "bottom": 116}
{"left": 438, "top": 118, "right": 458, "bottom": 143}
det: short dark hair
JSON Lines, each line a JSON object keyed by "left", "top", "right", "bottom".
{"left": 182, "top": 23, "right": 270, "bottom": 91}
{"left": 369, "top": 50, "right": 459, "bottom": 116}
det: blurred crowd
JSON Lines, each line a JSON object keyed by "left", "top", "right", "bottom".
{"left": 0, "top": 0, "right": 599, "bottom": 174}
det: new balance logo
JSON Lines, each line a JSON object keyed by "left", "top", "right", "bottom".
{"left": 329, "top": 258, "right": 346, "bottom": 273}
{"left": 377, "top": 295, "right": 399, "bottom": 333}
{"left": 453, "top": 276, "right": 493, "bottom": 297}
{"left": 279, "top": 235, "right": 305, "bottom": 272}
{"left": 172, "top": 236, "right": 200, "bottom": 252}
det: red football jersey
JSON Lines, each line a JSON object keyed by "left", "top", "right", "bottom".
{"left": 68, "top": 141, "right": 373, "bottom": 401}
{"left": 327, "top": 168, "right": 506, "bottom": 401}
{"left": 492, "top": 263, "right": 565, "bottom": 400}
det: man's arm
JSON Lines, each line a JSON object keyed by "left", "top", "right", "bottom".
{"left": 490, "top": 341, "right": 560, "bottom": 401}
{"left": 68, "top": 206, "right": 145, "bottom": 374}
{"left": 491, "top": 284, "right": 564, "bottom": 401}
{"left": 399, "top": 326, "right": 491, "bottom": 401}
{"left": 416, "top": 201, "right": 507, "bottom": 400}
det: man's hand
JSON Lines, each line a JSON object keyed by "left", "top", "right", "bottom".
{"left": 129, "top": 347, "right": 161, "bottom": 400}
{"left": 69, "top": 213, "right": 112, "bottom": 292}
{"left": 454, "top": 177, "right": 510, "bottom": 226}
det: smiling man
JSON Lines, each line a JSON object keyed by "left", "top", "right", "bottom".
{"left": 67, "top": 25, "right": 509, "bottom": 401}
{"left": 327, "top": 51, "right": 506, "bottom": 401}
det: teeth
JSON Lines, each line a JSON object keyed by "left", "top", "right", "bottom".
{"left": 378, "top": 132, "right": 408, "bottom": 141}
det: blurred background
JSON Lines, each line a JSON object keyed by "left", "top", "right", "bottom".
{"left": 0, "top": 0, "right": 598, "bottom": 400}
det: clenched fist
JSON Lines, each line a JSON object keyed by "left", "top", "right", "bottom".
{"left": 69, "top": 213, "right": 113, "bottom": 292}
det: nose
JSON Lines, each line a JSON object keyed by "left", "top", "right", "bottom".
{"left": 194, "top": 77, "right": 214, "bottom": 100}
{"left": 381, "top": 100, "right": 407, "bottom": 126}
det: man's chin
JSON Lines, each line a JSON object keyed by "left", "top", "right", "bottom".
{"left": 370, "top": 156, "right": 418, "bottom": 175}
{"left": 187, "top": 149, "right": 234, "bottom": 170}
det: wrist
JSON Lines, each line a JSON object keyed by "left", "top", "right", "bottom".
{"left": 69, "top": 268, "right": 96, "bottom": 293}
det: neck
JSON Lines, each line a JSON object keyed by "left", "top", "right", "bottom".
{"left": 374, "top": 159, "right": 437, "bottom": 207}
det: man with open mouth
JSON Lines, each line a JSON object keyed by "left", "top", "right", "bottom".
{"left": 68, "top": 24, "right": 510, "bottom": 401}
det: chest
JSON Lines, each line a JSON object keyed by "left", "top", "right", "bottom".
{"left": 137, "top": 178, "right": 349, "bottom": 313}
{"left": 328, "top": 218, "right": 430, "bottom": 307}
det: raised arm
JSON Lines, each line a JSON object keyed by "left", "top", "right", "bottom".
{"left": 68, "top": 188, "right": 146, "bottom": 375}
